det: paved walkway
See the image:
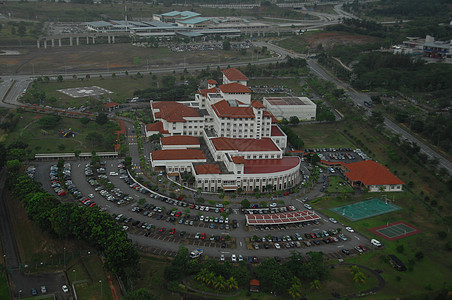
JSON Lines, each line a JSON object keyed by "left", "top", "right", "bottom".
{"left": 181, "top": 276, "right": 242, "bottom": 298}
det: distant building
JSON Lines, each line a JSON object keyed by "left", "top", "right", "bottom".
{"left": 249, "top": 279, "right": 260, "bottom": 292}
{"left": 263, "top": 96, "right": 317, "bottom": 121}
{"left": 423, "top": 35, "right": 451, "bottom": 59}
{"left": 103, "top": 102, "right": 119, "bottom": 112}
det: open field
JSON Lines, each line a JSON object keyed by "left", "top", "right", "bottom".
{"left": 276, "top": 31, "right": 382, "bottom": 54}
{"left": 326, "top": 176, "right": 354, "bottom": 194}
{"left": 292, "top": 122, "right": 354, "bottom": 149}
{"left": 71, "top": 256, "right": 114, "bottom": 300}
{"left": 0, "top": 43, "right": 266, "bottom": 75}
{"left": 1, "top": 111, "right": 117, "bottom": 154}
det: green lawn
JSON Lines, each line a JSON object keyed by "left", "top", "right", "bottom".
{"left": 2, "top": 111, "right": 117, "bottom": 154}
{"left": 326, "top": 176, "right": 354, "bottom": 194}
{"left": 72, "top": 256, "right": 114, "bottom": 300}
{"left": 0, "top": 271, "right": 9, "bottom": 300}
{"left": 291, "top": 123, "right": 354, "bottom": 148}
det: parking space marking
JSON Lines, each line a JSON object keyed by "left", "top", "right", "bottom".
{"left": 354, "top": 236, "right": 360, "bottom": 240}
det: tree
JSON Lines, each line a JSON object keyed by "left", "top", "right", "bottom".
{"left": 80, "top": 117, "right": 90, "bottom": 125}
{"left": 288, "top": 276, "right": 302, "bottom": 299}
{"left": 6, "top": 160, "right": 21, "bottom": 173}
{"left": 161, "top": 75, "right": 176, "bottom": 88}
{"left": 222, "top": 40, "right": 231, "bottom": 51}
{"left": 241, "top": 199, "right": 250, "bottom": 208}
{"left": 57, "top": 75, "right": 63, "bottom": 82}
{"left": 310, "top": 279, "right": 321, "bottom": 290}
{"left": 289, "top": 116, "right": 300, "bottom": 125}
{"left": 369, "top": 110, "right": 384, "bottom": 127}
{"left": 86, "top": 74, "right": 90, "bottom": 80}
{"left": 96, "top": 113, "right": 108, "bottom": 125}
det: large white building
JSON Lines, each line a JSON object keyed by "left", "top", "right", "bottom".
{"left": 147, "top": 68, "right": 301, "bottom": 193}
{"left": 263, "top": 96, "right": 317, "bottom": 121}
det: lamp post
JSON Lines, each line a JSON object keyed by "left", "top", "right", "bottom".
{"left": 63, "top": 247, "right": 66, "bottom": 269}
{"left": 99, "top": 280, "right": 103, "bottom": 300}
{"left": 18, "top": 290, "right": 22, "bottom": 300}
{"left": 73, "top": 269, "right": 76, "bottom": 283}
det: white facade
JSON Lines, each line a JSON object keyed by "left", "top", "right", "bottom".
{"left": 263, "top": 96, "right": 317, "bottom": 121}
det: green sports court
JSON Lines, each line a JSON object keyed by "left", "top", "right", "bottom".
{"left": 369, "top": 221, "right": 422, "bottom": 241}
{"left": 330, "top": 198, "right": 401, "bottom": 222}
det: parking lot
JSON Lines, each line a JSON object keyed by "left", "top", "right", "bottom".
{"left": 33, "top": 158, "right": 373, "bottom": 260}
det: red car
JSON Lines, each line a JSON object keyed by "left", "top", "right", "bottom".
{"left": 169, "top": 228, "right": 175, "bottom": 235}
{"left": 58, "top": 190, "right": 66, "bottom": 196}
{"left": 359, "top": 245, "right": 367, "bottom": 252}
{"left": 190, "top": 204, "right": 195, "bottom": 209}
{"left": 159, "top": 227, "right": 165, "bottom": 232}
{"left": 89, "top": 202, "right": 97, "bottom": 207}
{"left": 200, "top": 233, "right": 206, "bottom": 240}
{"left": 284, "top": 192, "right": 290, "bottom": 196}
{"left": 177, "top": 196, "right": 183, "bottom": 200}
{"left": 175, "top": 212, "right": 182, "bottom": 217}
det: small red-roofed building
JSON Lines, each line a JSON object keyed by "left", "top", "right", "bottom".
{"left": 342, "top": 160, "right": 404, "bottom": 192}
{"left": 206, "top": 79, "right": 217, "bottom": 89}
{"left": 249, "top": 279, "right": 260, "bottom": 293}
{"left": 222, "top": 67, "right": 248, "bottom": 86}
{"left": 104, "top": 102, "right": 119, "bottom": 112}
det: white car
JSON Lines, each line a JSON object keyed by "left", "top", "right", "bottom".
{"left": 62, "top": 285, "right": 69, "bottom": 293}
{"left": 269, "top": 203, "right": 277, "bottom": 208}
{"left": 88, "top": 194, "right": 94, "bottom": 199}
{"left": 238, "top": 255, "right": 243, "bottom": 262}
{"left": 275, "top": 243, "right": 281, "bottom": 249}
{"left": 109, "top": 172, "right": 118, "bottom": 176}
{"left": 329, "top": 217, "right": 338, "bottom": 224}
{"left": 220, "top": 254, "right": 225, "bottom": 262}
{"left": 345, "top": 226, "right": 354, "bottom": 233}
{"left": 304, "top": 204, "right": 312, "bottom": 210}
{"left": 371, "top": 239, "right": 382, "bottom": 247}
{"left": 231, "top": 254, "right": 237, "bottom": 262}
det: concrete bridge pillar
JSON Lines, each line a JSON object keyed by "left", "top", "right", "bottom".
{"left": 108, "top": 35, "right": 111, "bottom": 44}
{"left": 58, "top": 39, "right": 62, "bottom": 47}
{"left": 51, "top": 39, "right": 55, "bottom": 47}
{"left": 112, "top": 35, "right": 115, "bottom": 43}
{"left": 70, "top": 37, "right": 73, "bottom": 46}
{"left": 37, "top": 40, "right": 40, "bottom": 48}
{"left": 44, "top": 40, "right": 47, "bottom": 49}
{"left": 76, "top": 37, "right": 79, "bottom": 46}
{"left": 86, "top": 36, "right": 89, "bottom": 44}
{"left": 92, "top": 37, "right": 95, "bottom": 44}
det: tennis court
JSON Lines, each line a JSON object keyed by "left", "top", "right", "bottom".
{"left": 330, "top": 198, "right": 401, "bottom": 222}
{"left": 369, "top": 221, "right": 422, "bottom": 241}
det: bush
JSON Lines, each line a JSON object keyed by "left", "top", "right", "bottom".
{"left": 396, "top": 245, "right": 404, "bottom": 253}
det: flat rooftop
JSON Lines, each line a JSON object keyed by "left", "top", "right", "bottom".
{"left": 246, "top": 210, "right": 320, "bottom": 225}
{"left": 265, "top": 97, "right": 314, "bottom": 106}
{"left": 244, "top": 157, "right": 300, "bottom": 174}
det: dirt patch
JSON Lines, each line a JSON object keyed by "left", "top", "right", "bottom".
{"left": 307, "top": 32, "right": 380, "bottom": 50}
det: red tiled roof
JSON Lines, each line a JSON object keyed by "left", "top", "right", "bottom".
{"left": 263, "top": 110, "right": 278, "bottom": 123}
{"left": 152, "top": 102, "right": 200, "bottom": 122}
{"left": 151, "top": 149, "right": 206, "bottom": 161}
{"left": 271, "top": 125, "right": 285, "bottom": 137}
{"left": 207, "top": 79, "right": 218, "bottom": 84}
{"left": 161, "top": 135, "right": 199, "bottom": 146}
{"left": 194, "top": 164, "right": 221, "bottom": 174}
{"left": 246, "top": 210, "right": 320, "bottom": 225}
{"left": 218, "top": 83, "right": 251, "bottom": 94}
{"left": 343, "top": 160, "right": 404, "bottom": 186}
{"left": 212, "top": 137, "right": 279, "bottom": 152}
{"left": 145, "top": 121, "right": 169, "bottom": 134}
{"left": 251, "top": 100, "right": 265, "bottom": 108}
{"left": 212, "top": 100, "right": 255, "bottom": 118}
{"left": 104, "top": 102, "right": 119, "bottom": 108}
{"left": 222, "top": 68, "right": 248, "bottom": 81}
{"left": 249, "top": 279, "right": 260, "bottom": 286}
{"left": 244, "top": 157, "right": 300, "bottom": 174}
{"left": 198, "top": 86, "right": 219, "bottom": 96}
{"left": 232, "top": 156, "right": 246, "bottom": 164}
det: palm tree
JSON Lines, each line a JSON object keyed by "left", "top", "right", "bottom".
{"left": 288, "top": 276, "right": 302, "bottom": 299}
{"left": 195, "top": 268, "right": 209, "bottom": 283}
{"left": 206, "top": 271, "right": 216, "bottom": 287}
{"left": 353, "top": 271, "right": 367, "bottom": 284}
{"left": 310, "top": 279, "right": 321, "bottom": 290}
{"left": 350, "top": 265, "right": 359, "bottom": 276}
{"left": 226, "top": 276, "right": 238, "bottom": 290}
{"left": 213, "top": 275, "right": 226, "bottom": 290}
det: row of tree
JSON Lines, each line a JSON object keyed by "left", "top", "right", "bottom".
{"left": 8, "top": 169, "right": 140, "bottom": 277}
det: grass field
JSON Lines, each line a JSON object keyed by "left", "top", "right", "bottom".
{"left": 326, "top": 176, "right": 354, "bottom": 194}
{"left": 291, "top": 123, "right": 354, "bottom": 148}
{"left": 0, "top": 271, "right": 9, "bottom": 300}
{"left": 71, "top": 256, "right": 114, "bottom": 300}
{"left": 249, "top": 77, "right": 308, "bottom": 97}
{"left": 1, "top": 111, "right": 117, "bottom": 154}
